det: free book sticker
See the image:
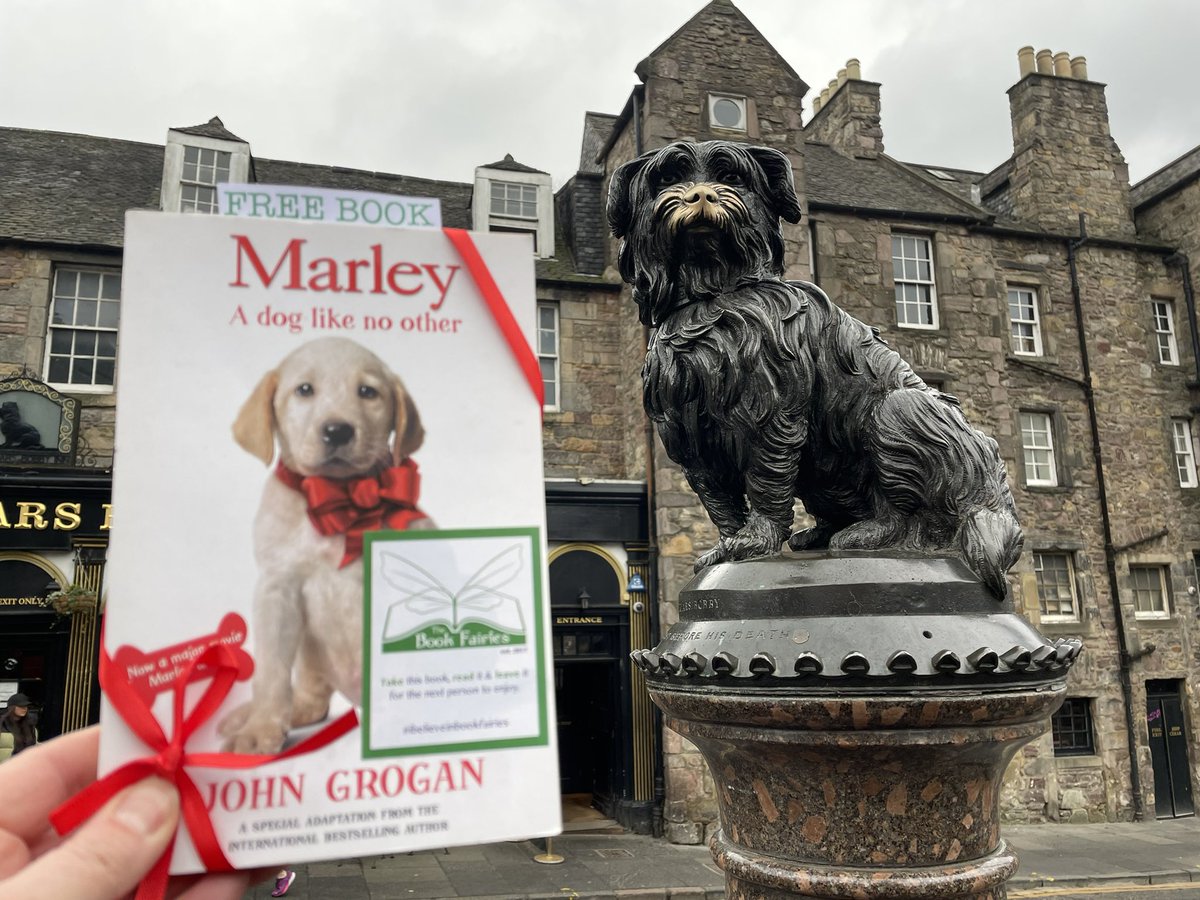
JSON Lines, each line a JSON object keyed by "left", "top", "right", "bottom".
{"left": 364, "top": 528, "right": 547, "bottom": 757}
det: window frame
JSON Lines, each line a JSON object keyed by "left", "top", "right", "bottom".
{"left": 1051, "top": 697, "right": 1096, "bottom": 757}
{"left": 537, "top": 301, "right": 560, "bottom": 412}
{"left": 1007, "top": 286, "right": 1044, "bottom": 357}
{"left": 1151, "top": 298, "right": 1180, "bottom": 366}
{"left": 1172, "top": 418, "right": 1198, "bottom": 488}
{"left": 891, "top": 234, "right": 939, "bottom": 330}
{"left": 1019, "top": 410, "right": 1059, "bottom": 487}
{"left": 179, "top": 145, "right": 232, "bottom": 215}
{"left": 1034, "top": 551, "right": 1080, "bottom": 623}
{"left": 1129, "top": 565, "right": 1171, "bottom": 620}
{"left": 43, "top": 266, "right": 122, "bottom": 392}
{"left": 490, "top": 181, "right": 538, "bottom": 221}
{"left": 707, "top": 93, "right": 748, "bottom": 132}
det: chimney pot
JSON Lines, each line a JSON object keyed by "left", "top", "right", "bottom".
{"left": 820, "top": 87, "right": 830, "bottom": 105}
{"left": 1070, "top": 55, "right": 1088, "bottom": 79}
{"left": 837, "top": 68, "right": 848, "bottom": 87}
{"left": 1053, "top": 52, "right": 1071, "bottom": 77}
{"left": 1018, "top": 46, "right": 1035, "bottom": 77}
{"left": 1036, "top": 49, "right": 1053, "bottom": 74}
{"left": 813, "top": 95, "right": 823, "bottom": 113}
{"left": 828, "top": 78, "right": 838, "bottom": 93}
{"left": 846, "top": 58, "right": 861, "bottom": 80}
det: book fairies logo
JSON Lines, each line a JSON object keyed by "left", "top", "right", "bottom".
{"left": 380, "top": 544, "right": 527, "bottom": 652}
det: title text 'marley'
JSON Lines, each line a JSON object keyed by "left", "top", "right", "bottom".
{"left": 229, "top": 235, "right": 460, "bottom": 310}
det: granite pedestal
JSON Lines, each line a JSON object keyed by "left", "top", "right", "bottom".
{"left": 633, "top": 553, "right": 1081, "bottom": 900}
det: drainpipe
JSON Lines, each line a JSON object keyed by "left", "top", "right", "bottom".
{"left": 1164, "top": 252, "right": 1200, "bottom": 387}
{"left": 631, "top": 85, "right": 666, "bottom": 834}
{"left": 1067, "top": 213, "right": 1145, "bottom": 821}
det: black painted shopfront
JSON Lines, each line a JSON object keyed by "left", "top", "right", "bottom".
{"left": 545, "top": 481, "right": 656, "bottom": 833}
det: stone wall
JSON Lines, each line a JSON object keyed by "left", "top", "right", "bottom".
{"left": 540, "top": 280, "right": 629, "bottom": 480}
{"left": 0, "top": 245, "right": 117, "bottom": 464}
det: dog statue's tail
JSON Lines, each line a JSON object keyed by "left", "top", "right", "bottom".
{"left": 959, "top": 506, "right": 1024, "bottom": 599}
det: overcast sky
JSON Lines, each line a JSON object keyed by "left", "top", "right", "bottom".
{"left": 3, "top": 0, "right": 1198, "bottom": 192}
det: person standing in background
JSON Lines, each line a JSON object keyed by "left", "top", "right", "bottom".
{"left": 0, "top": 693, "right": 38, "bottom": 756}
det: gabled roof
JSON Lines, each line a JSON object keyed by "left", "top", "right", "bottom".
{"left": 804, "top": 142, "right": 990, "bottom": 223}
{"left": 480, "top": 153, "right": 548, "bottom": 176}
{"left": 635, "top": 0, "right": 807, "bottom": 93}
{"left": 169, "top": 116, "right": 248, "bottom": 144}
{"left": 1131, "top": 144, "right": 1200, "bottom": 211}
{"left": 0, "top": 127, "right": 163, "bottom": 248}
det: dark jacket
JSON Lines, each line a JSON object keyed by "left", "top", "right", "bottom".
{"left": 0, "top": 707, "right": 37, "bottom": 755}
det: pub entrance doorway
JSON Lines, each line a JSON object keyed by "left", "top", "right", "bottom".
{"left": 549, "top": 545, "right": 634, "bottom": 829}
{"left": 1147, "top": 679, "right": 1195, "bottom": 818}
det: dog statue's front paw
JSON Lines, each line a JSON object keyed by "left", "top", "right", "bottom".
{"left": 725, "top": 513, "right": 787, "bottom": 562}
{"left": 694, "top": 541, "right": 730, "bottom": 572}
{"left": 219, "top": 703, "right": 288, "bottom": 754}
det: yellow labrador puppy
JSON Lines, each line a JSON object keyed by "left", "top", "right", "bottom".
{"left": 220, "top": 336, "right": 431, "bottom": 753}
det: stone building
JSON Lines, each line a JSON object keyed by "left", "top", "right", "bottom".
{"left": 1, "top": 0, "right": 1197, "bottom": 839}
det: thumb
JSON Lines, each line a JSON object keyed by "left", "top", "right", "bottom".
{"left": 5, "top": 777, "right": 179, "bottom": 900}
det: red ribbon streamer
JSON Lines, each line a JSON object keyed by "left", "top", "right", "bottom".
{"left": 443, "top": 228, "right": 545, "bottom": 409}
{"left": 50, "top": 643, "right": 358, "bottom": 900}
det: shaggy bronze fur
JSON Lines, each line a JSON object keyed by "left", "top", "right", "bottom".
{"left": 608, "top": 141, "right": 1022, "bottom": 598}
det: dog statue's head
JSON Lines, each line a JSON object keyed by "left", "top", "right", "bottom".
{"left": 232, "top": 336, "right": 424, "bottom": 478}
{"left": 607, "top": 140, "right": 802, "bottom": 326}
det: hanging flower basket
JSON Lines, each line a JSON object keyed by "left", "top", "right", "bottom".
{"left": 47, "top": 584, "right": 99, "bottom": 618}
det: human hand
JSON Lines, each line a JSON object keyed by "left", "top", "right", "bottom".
{"left": 0, "top": 726, "right": 256, "bottom": 899}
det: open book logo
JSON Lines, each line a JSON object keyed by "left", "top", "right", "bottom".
{"left": 379, "top": 544, "right": 528, "bottom": 652}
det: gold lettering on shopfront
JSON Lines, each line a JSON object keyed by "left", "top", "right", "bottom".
{"left": 555, "top": 616, "right": 603, "bottom": 625}
{"left": 0, "top": 501, "right": 110, "bottom": 532}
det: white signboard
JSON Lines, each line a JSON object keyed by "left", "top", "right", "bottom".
{"left": 217, "top": 183, "right": 441, "bottom": 228}
{"left": 100, "top": 212, "right": 557, "bottom": 875}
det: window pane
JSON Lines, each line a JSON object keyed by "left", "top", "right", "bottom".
{"left": 75, "top": 331, "right": 96, "bottom": 355}
{"left": 1035, "top": 552, "right": 1077, "bottom": 619}
{"left": 94, "top": 359, "right": 115, "bottom": 386}
{"left": 100, "top": 275, "right": 121, "bottom": 300}
{"left": 97, "top": 332, "right": 117, "bottom": 357}
{"left": 48, "top": 356, "right": 70, "bottom": 383}
{"left": 50, "top": 330, "right": 72, "bottom": 353}
{"left": 78, "top": 272, "right": 100, "bottom": 298}
{"left": 98, "top": 300, "right": 120, "bottom": 329}
{"left": 54, "top": 270, "right": 77, "bottom": 297}
{"left": 75, "top": 299, "right": 97, "bottom": 327}
{"left": 52, "top": 298, "right": 73, "bottom": 325}
{"left": 71, "top": 357, "right": 93, "bottom": 384}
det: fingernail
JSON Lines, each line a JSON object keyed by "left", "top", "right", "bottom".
{"left": 113, "top": 778, "right": 177, "bottom": 836}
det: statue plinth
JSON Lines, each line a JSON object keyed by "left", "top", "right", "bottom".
{"left": 634, "top": 553, "right": 1080, "bottom": 900}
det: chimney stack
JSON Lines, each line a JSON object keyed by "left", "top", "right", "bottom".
{"left": 1007, "top": 48, "right": 1134, "bottom": 238}
{"left": 805, "top": 58, "right": 884, "bottom": 158}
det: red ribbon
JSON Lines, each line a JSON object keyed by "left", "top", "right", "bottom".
{"left": 275, "top": 460, "right": 426, "bottom": 566}
{"left": 443, "top": 228, "right": 545, "bottom": 409}
{"left": 50, "top": 642, "right": 358, "bottom": 900}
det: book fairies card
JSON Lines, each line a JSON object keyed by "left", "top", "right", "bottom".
{"left": 100, "top": 212, "right": 560, "bottom": 875}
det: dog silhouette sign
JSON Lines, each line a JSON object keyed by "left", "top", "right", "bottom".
{"left": 608, "top": 141, "right": 1022, "bottom": 598}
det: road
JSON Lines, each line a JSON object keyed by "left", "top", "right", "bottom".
{"left": 1011, "top": 884, "right": 1200, "bottom": 899}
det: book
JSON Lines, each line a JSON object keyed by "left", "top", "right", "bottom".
{"left": 98, "top": 211, "right": 560, "bottom": 875}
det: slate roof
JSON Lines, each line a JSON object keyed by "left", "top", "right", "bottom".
{"left": 803, "top": 142, "right": 989, "bottom": 222}
{"left": 0, "top": 127, "right": 163, "bottom": 248}
{"left": 170, "top": 116, "right": 247, "bottom": 144}
{"left": 480, "top": 154, "right": 548, "bottom": 176}
{"left": 580, "top": 113, "right": 618, "bottom": 176}
{"left": 0, "top": 126, "right": 476, "bottom": 246}
{"left": 1131, "top": 144, "right": 1200, "bottom": 210}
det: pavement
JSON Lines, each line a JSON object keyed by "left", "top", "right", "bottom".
{"left": 242, "top": 816, "right": 1200, "bottom": 899}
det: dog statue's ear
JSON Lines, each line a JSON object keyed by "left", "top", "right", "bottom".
{"left": 746, "top": 146, "right": 803, "bottom": 224}
{"left": 392, "top": 379, "right": 425, "bottom": 464}
{"left": 232, "top": 370, "right": 278, "bottom": 466}
{"left": 606, "top": 151, "right": 655, "bottom": 239}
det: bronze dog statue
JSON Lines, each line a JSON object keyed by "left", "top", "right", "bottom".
{"left": 607, "top": 140, "right": 1022, "bottom": 598}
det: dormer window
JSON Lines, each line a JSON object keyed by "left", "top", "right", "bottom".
{"left": 491, "top": 182, "right": 538, "bottom": 220}
{"left": 160, "top": 117, "right": 251, "bottom": 214}
{"left": 708, "top": 94, "right": 748, "bottom": 131}
{"left": 473, "top": 155, "right": 554, "bottom": 258}
{"left": 180, "top": 146, "right": 232, "bottom": 213}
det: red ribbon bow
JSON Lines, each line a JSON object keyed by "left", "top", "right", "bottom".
{"left": 50, "top": 643, "right": 358, "bottom": 900}
{"left": 275, "top": 460, "right": 426, "bottom": 567}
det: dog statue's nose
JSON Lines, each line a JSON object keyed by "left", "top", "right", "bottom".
{"left": 684, "top": 187, "right": 719, "bottom": 205}
{"left": 322, "top": 421, "right": 355, "bottom": 447}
